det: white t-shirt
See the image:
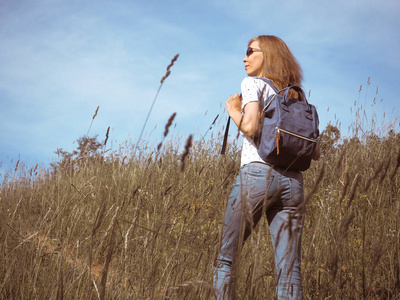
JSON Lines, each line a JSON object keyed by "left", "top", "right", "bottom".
{"left": 240, "top": 77, "right": 276, "bottom": 166}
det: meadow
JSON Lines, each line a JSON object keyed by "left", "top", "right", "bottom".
{"left": 1, "top": 70, "right": 399, "bottom": 299}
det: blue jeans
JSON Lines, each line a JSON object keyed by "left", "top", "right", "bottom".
{"left": 214, "top": 162, "right": 305, "bottom": 299}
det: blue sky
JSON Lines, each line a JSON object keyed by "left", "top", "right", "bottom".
{"left": 1, "top": 0, "right": 399, "bottom": 176}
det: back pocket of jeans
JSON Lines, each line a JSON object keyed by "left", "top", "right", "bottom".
{"left": 245, "top": 169, "right": 273, "bottom": 200}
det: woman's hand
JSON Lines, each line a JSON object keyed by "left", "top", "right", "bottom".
{"left": 226, "top": 93, "right": 260, "bottom": 137}
{"left": 226, "top": 93, "right": 242, "bottom": 114}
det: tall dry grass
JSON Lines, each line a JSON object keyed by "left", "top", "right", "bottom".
{"left": 1, "top": 78, "right": 399, "bottom": 299}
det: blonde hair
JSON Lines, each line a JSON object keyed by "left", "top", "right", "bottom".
{"left": 249, "top": 35, "right": 303, "bottom": 98}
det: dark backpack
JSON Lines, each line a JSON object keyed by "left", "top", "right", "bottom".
{"left": 256, "top": 79, "right": 319, "bottom": 171}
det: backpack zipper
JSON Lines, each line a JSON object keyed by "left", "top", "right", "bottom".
{"left": 275, "top": 130, "right": 281, "bottom": 155}
{"left": 276, "top": 127, "right": 318, "bottom": 143}
{"left": 275, "top": 127, "right": 317, "bottom": 155}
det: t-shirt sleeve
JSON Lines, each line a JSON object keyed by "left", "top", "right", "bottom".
{"left": 241, "top": 77, "right": 260, "bottom": 112}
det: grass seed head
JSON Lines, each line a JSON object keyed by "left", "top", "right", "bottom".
{"left": 164, "top": 112, "right": 177, "bottom": 137}
{"left": 104, "top": 126, "right": 110, "bottom": 147}
{"left": 180, "top": 134, "right": 193, "bottom": 172}
{"left": 161, "top": 54, "right": 179, "bottom": 84}
{"left": 93, "top": 106, "right": 100, "bottom": 119}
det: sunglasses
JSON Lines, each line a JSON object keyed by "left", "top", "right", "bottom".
{"left": 246, "top": 47, "right": 262, "bottom": 56}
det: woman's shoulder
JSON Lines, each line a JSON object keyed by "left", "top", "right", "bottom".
{"left": 241, "top": 77, "right": 263, "bottom": 91}
{"left": 241, "top": 76, "right": 259, "bottom": 86}
{"left": 241, "top": 77, "right": 275, "bottom": 95}
{"left": 241, "top": 77, "right": 272, "bottom": 87}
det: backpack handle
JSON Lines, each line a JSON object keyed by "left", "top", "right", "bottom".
{"left": 281, "top": 86, "right": 313, "bottom": 117}
{"left": 282, "top": 86, "right": 307, "bottom": 104}
{"left": 259, "top": 78, "right": 314, "bottom": 119}
{"left": 260, "top": 78, "right": 308, "bottom": 106}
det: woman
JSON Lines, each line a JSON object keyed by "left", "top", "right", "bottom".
{"left": 214, "top": 35, "right": 319, "bottom": 299}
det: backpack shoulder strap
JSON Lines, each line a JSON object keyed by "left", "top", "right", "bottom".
{"left": 220, "top": 117, "right": 230, "bottom": 155}
{"left": 259, "top": 78, "right": 279, "bottom": 94}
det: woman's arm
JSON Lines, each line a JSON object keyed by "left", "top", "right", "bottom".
{"left": 226, "top": 93, "right": 260, "bottom": 137}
